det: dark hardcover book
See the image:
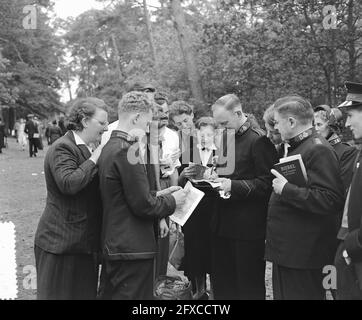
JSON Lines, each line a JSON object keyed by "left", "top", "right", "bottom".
{"left": 273, "top": 154, "right": 308, "bottom": 187}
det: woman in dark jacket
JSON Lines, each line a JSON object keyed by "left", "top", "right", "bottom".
{"left": 314, "top": 105, "right": 358, "bottom": 192}
{"left": 34, "top": 98, "right": 109, "bottom": 300}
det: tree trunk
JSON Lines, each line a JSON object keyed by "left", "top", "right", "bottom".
{"left": 170, "top": 0, "right": 204, "bottom": 102}
{"left": 347, "top": 0, "right": 356, "bottom": 81}
{"left": 143, "top": 0, "right": 157, "bottom": 65}
{"left": 111, "top": 33, "right": 122, "bottom": 79}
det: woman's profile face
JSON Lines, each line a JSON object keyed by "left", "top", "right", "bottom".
{"left": 84, "top": 108, "right": 109, "bottom": 144}
{"left": 314, "top": 113, "right": 329, "bottom": 138}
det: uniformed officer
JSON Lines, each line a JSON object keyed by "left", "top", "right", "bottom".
{"left": 335, "top": 81, "right": 362, "bottom": 300}
{"left": 211, "top": 94, "right": 278, "bottom": 299}
{"left": 265, "top": 94, "right": 344, "bottom": 300}
{"left": 314, "top": 104, "right": 358, "bottom": 192}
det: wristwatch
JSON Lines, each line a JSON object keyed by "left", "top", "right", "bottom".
{"left": 343, "top": 250, "right": 351, "bottom": 265}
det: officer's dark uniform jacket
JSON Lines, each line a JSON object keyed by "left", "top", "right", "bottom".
{"left": 265, "top": 128, "right": 345, "bottom": 269}
{"left": 327, "top": 132, "right": 358, "bottom": 192}
{"left": 98, "top": 130, "right": 176, "bottom": 261}
{"left": 211, "top": 120, "right": 278, "bottom": 240}
{"left": 344, "top": 149, "right": 362, "bottom": 263}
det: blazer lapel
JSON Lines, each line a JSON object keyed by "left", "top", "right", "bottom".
{"left": 67, "top": 131, "right": 91, "bottom": 161}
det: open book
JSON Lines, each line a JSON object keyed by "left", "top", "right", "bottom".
{"left": 170, "top": 181, "right": 205, "bottom": 226}
{"left": 273, "top": 154, "right": 308, "bottom": 187}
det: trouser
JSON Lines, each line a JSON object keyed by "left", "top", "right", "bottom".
{"left": 29, "top": 138, "right": 38, "bottom": 156}
{"left": 155, "top": 177, "right": 171, "bottom": 279}
{"left": 34, "top": 246, "right": 99, "bottom": 300}
{"left": 211, "top": 235, "right": 266, "bottom": 300}
{"left": 272, "top": 264, "right": 325, "bottom": 300}
{"left": 334, "top": 242, "right": 362, "bottom": 300}
{"left": 100, "top": 259, "right": 154, "bottom": 300}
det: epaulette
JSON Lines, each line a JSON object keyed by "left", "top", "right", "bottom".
{"left": 313, "top": 137, "right": 323, "bottom": 145}
{"left": 251, "top": 127, "right": 266, "bottom": 136}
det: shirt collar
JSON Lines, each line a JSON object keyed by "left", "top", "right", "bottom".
{"left": 72, "top": 131, "right": 93, "bottom": 152}
{"left": 72, "top": 131, "right": 88, "bottom": 146}
{"left": 196, "top": 143, "right": 217, "bottom": 151}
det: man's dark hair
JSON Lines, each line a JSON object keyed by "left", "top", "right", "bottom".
{"left": 52, "top": 120, "right": 57, "bottom": 125}
{"left": 169, "top": 101, "right": 194, "bottom": 120}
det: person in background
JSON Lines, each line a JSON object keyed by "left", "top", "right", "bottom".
{"left": 151, "top": 91, "right": 181, "bottom": 280}
{"left": 314, "top": 105, "right": 358, "bottom": 192}
{"left": 0, "top": 117, "right": 6, "bottom": 154}
{"left": 34, "top": 97, "right": 109, "bottom": 300}
{"left": 14, "top": 119, "right": 20, "bottom": 143}
{"left": 98, "top": 91, "right": 187, "bottom": 300}
{"left": 169, "top": 101, "right": 195, "bottom": 132}
{"left": 18, "top": 118, "right": 27, "bottom": 151}
{"left": 211, "top": 94, "right": 278, "bottom": 299}
{"left": 265, "top": 95, "right": 344, "bottom": 300}
{"left": 24, "top": 114, "right": 39, "bottom": 157}
{"left": 263, "top": 105, "right": 283, "bottom": 156}
{"left": 335, "top": 81, "right": 362, "bottom": 300}
{"left": 178, "top": 116, "right": 219, "bottom": 300}
{"left": 47, "top": 120, "right": 63, "bottom": 145}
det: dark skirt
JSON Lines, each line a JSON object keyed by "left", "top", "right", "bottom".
{"left": 182, "top": 188, "right": 217, "bottom": 278}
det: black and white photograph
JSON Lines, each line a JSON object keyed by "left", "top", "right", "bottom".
{"left": 0, "top": 0, "right": 361, "bottom": 305}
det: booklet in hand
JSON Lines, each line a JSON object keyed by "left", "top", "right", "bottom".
{"left": 170, "top": 181, "right": 204, "bottom": 226}
{"left": 273, "top": 154, "right": 308, "bottom": 187}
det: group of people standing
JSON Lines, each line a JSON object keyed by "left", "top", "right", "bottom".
{"left": 33, "top": 80, "right": 362, "bottom": 300}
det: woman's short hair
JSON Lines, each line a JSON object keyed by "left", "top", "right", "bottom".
{"left": 169, "top": 101, "right": 194, "bottom": 120}
{"left": 274, "top": 95, "right": 314, "bottom": 125}
{"left": 195, "top": 116, "right": 217, "bottom": 130}
{"left": 67, "top": 97, "right": 107, "bottom": 131}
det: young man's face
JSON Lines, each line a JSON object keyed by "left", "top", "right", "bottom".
{"left": 172, "top": 113, "right": 194, "bottom": 131}
{"left": 274, "top": 111, "right": 294, "bottom": 141}
{"left": 153, "top": 103, "right": 169, "bottom": 129}
{"left": 345, "top": 108, "right": 362, "bottom": 140}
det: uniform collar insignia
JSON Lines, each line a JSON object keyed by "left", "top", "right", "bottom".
{"left": 236, "top": 120, "right": 251, "bottom": 136}
{"left": 288, "top": 128, "right": 314, "bottom": 148}
{"left": 328, "top": 133, "right": 341, "bottom": 146}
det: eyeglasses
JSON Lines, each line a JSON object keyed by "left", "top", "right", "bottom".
{"left": 92, "top": 118, "right": 109, "bottom": 127}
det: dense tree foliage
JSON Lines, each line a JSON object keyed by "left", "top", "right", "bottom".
{"left": 1, "top": 0, "right": 361, "bottom": 125}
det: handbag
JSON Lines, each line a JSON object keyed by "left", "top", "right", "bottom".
{"left": 168, "top": 227, "right": 184, "bottom": 270}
